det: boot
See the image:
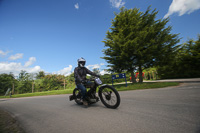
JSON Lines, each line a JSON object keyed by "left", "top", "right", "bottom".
{"left": 82, "top": 100, "right": 88, "bottom": 106}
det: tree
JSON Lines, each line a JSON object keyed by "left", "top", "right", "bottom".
{"left": 17, "top": 70, "right": 32, "bottom": 93}
{"left": 42, "top": 74, "right": 64, "bottom": 91}
{"left": 36, "top": 71, "right": 45, "bottom": 79}
{"left": 179, "top": 35, "right": 200, "bottom": 77}
{"left": 102, "top": 6, "right": 180, "bottom": 82}
{"left": 157, "top": 35, "right": 200, "bottom": 78}
{"left": 0, "top": 73, "right": 16, "bottom": 95}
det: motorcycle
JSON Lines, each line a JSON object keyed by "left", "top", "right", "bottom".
{"left": 69, "top": 77, "right": 120, "bottom": 109}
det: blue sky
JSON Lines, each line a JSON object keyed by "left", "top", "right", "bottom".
{"left": 0, "top": 0, "right": 200, "bottom": 76}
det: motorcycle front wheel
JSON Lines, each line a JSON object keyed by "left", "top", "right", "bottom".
{"left": 98, "top": 85, "right": 120, "bottom": 109}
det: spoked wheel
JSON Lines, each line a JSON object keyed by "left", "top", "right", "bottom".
{"left": 73, "top": 88, "right": 83, "bottom": 105}
{"left": 99, "top": 85, "right": 120, "bottom": 109}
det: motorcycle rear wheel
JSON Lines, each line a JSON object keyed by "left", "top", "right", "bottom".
{"left": 99, "top": 85, "right": 120, "bottom": 109}
{"left": 73, "top": 88, "right": 83, "bottom": 105}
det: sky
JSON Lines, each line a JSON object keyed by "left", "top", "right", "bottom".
{"left": 0, "top": 0, "right": 200, "bottom": 76}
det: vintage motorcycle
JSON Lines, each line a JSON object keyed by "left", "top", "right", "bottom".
{"left": 69, "top": 77, "right": 120, "bottom": 109}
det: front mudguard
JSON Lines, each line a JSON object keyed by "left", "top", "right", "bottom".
{"left": 98, "top": 84, "right": 113, "bottom": 96}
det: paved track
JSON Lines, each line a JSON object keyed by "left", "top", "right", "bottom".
{"left": 0, "top": 83, "right": 200, "bottom": 133}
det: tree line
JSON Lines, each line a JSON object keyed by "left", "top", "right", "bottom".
{"left": 0, "top": 71, "right": 76, "bottom": 96}
{"left": 0, "top": 69, "right": 127, "bottom": 96}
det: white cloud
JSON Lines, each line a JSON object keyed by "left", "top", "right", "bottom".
{"left": 24, "top": 57, "right": 36, "bottom": 67}
{"left": 100, "top": 69, "right": 110, "bottom": 75}
{"left": 0, "top": 62, "right": 42, "bottom": 76}
{"left": 0, "top": 55, "right": 42, "bottom": 76}
{"left": 56, "top": 65, "right": 73, "bottom": 76}
{"left": 86, "top": 63, "right": 109, "bottom": 75}
{"left": 27, "top": 66, "right": 41, "bottom": 73}
{"left": 9, "top": 53, "right": 23, "bottom": 60}
{"left": 164, "top": 0, "right": 200, "bottom": 18}
{"left": 109, "top": 0, "right": 125, "bottom": 8}
{"left": 0, "top": 51, "right": 73, "bottom": 76}
{"left": 86, "top": 63, "right": 105, "bottom": 70}
{"left": 0, "top": 50, "right": 9, "bottom": 56}
{"left": 75, "top": 3, "right": 79, "bottom": 9}
{"left": 87, "top": 64, "right": 101, "bottom": 70}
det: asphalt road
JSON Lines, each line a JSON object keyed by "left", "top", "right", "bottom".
{"left": 0, "top": 83, "right": 200, "bottom": 133}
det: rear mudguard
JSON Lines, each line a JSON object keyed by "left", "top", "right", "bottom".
{"left": 69, "top": 88, "right": 79, "bottom": 101}
{"left": 69, "top": 95, "right": 76, "bottom": 101}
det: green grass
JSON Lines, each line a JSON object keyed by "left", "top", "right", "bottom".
{"left": 0, "top": 89, "right": 74, "bottom": 98}
{"left": 0, "top": 82, "right": 179, "bottom": 99}
{"left": 114, "top": 82, "right": 179, "bottom": 91}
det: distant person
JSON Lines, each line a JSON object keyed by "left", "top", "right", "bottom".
{"left": 74, "top": 57, "right": 100, "bottom": 106}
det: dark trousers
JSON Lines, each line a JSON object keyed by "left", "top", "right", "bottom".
{"left": 76, "top": 81, "right": 94, "bottom": 100}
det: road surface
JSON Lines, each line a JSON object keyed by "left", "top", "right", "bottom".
{"left": 0, "top": 83, "right": 200, "bottom": 133}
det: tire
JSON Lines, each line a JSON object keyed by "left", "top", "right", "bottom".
{"left": 98, "top": 85, "right": 120, "bottom": 109}
{"left": 73, "top": 88, "right": 83, "bottom": 105}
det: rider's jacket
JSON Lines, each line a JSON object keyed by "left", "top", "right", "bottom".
{"left": 74, "top": 66, "right": 99, "bottom": 84}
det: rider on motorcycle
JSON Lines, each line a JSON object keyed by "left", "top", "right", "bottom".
{"left": 74, "top": 57, "right": 100, "bottom": 106}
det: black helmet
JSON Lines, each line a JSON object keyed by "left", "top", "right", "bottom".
{"left": 78, "top": 57, "right": 86, "bottom": 67}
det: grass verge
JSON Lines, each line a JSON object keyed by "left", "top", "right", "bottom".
{"left": 114, "top": 82, "right": 179, "bottom": 91}
{"left": 0, "top": 89, "right": 74, "bottom": 99}
{"left": 0, "top": 82, "right": 179, "bottom": 99}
